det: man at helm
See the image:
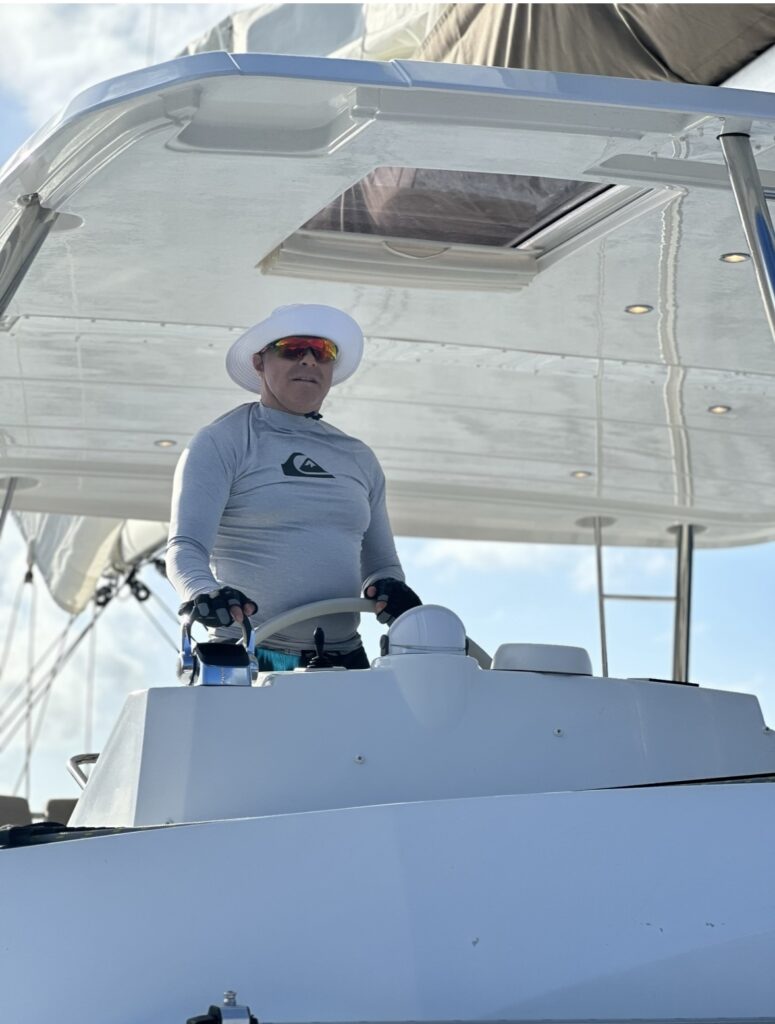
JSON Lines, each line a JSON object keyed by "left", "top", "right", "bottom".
{"left": 166, "top": 303, "right": 421, "bottom": 670}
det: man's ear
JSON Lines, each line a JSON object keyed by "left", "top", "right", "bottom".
{"left": 252, "top": 352, "right": 264, "bottom": 375}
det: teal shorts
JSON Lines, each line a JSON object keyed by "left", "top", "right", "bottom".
{"left": 256, "top": 645, "right": 369, "bottom": 672}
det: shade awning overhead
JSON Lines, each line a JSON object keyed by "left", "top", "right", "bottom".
{"left": 4, "top": 25, "right": 775, "bottom": 608}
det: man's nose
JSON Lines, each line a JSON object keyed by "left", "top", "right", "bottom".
{"left": 298, "top": 348, "right": 320, "bottom": 364}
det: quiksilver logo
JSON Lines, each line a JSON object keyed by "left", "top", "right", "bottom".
{"left": 281, "top": 452, "right": 334, "bottom": 479}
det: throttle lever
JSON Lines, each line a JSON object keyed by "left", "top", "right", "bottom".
{"left": 306, "top": 627, "right": 334, "bottom": 669}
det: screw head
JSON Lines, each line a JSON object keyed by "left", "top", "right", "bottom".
{"left": 553, "top": 728, "right": 564, "bottom": 737}
{"left": 354, "top": 754, "right": 366, "bottom": 764}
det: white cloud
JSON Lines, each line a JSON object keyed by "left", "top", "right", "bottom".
{"left": 572, "top": 547, "right": 674, "bottom": 595}
{"left": 570, "top": 549, "right": 596, "bottom": 593}
{"left": 409, "top": 537, "right": 675, "bottom": 597}
{"left": 413, "top": 538, "right": 576, "bottom": 573}
{"left": 0, "top": 3, "right": 247, "bottom": 128}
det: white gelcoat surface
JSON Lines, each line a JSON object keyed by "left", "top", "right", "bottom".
{"left": 69, "top": 657, "right": 775, "bottom": 829}
{"left": 3, "top": 786, "right": 775, "bottom": 1023}
{"left": 3, "top": 56, "right": 775, "bottom": 547}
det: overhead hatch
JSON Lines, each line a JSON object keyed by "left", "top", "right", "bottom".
{"left": 260, "top": 166, "right": 677, "bottom": 289}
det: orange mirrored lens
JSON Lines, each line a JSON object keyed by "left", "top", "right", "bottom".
{"left": 271, "top": 336, "right": 338, "bottom": 362}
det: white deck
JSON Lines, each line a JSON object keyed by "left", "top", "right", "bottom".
{"left": 5, "top": 785, "right": 775, "bottom": 1023}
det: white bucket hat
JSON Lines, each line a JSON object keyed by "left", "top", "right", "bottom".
{"left": 226, "top": 304, "right": 364, "bottom": 394}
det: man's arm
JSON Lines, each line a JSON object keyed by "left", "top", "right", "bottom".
{"left": 166, "top": 431, "right": 229, "bottom": 601}
{"left": 361, "top": 459, "right": 421, "bottom": 623}
{"left": 167, "top": 430, "right": 257, "bottom": 627}
{"left": 360, "top": 461, "right": 404, "bottom": 588}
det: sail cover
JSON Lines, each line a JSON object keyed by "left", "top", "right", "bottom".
{"left": 181, "top": 4, "right": 775, "bottom": 87}
{"left": 419, "top": 5, "right": 775, "bottom": 85}
{"left": 12, "top": 512, "right": 167, "bottom": 614}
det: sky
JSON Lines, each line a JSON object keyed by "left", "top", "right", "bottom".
{"left": 0, "top": 2, "right": 774, "bottom": 814}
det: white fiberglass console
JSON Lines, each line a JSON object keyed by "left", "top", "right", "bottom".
{"left": 70, "top": 646, "right": 775, "bottom": 829}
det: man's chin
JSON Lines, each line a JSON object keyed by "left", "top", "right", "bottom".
{"left": 288, "top": 400, "right": 321, "bottom": 416}
{"left": 263, "top": 379, "right": 329, "bottom": 416}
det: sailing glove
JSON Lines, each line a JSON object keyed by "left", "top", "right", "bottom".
{"left": 365, "top": 579, "right": 422, "bottom": 625}
{"left": 179, "top": 586, "right": 257, "bottom": 628}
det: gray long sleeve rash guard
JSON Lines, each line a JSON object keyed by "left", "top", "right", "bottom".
{"left": 166, "top": 403, "right": 404, "bottom": 651}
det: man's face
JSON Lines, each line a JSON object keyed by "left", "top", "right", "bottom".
{"left": 253, "top": 341, "right": 335, "bottom": 415}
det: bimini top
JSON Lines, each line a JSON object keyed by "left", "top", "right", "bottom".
{"left": 3, "top": 50, "right": 775, "bottom": 579}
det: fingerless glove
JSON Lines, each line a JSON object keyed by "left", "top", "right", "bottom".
{"left": 366, "top": 579, "right": 422, "bottom": 625}
{"left": 178, "top": 587, "right": 256, "bottom": 628}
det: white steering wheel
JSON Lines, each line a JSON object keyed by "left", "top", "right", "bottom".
{"left": 248, "top": 598, "right": 492, "bottom": 669}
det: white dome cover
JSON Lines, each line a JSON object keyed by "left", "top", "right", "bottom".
{"left": 386, "top": 604, "right": 468, "bottom": 656}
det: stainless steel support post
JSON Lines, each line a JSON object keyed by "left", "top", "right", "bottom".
{"left": 593, "top": 516, "right": 609, "bottom": 677}
{"left": 718, "top": 133, "right": 775, "bottom": 341}
{"left": 671, "top": 524, "right": 694, "bottom": 683}
{"left": 0, "top": 476, "right": 17, "bottom": 542}
{"left": 0, "top": 193, "right": 59, "bottom": 318}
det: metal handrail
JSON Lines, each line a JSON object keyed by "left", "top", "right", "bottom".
{"left": 719, "top": 132, "right": 775, "bottom": 343}
{"left": 67, "top": 752, "right": 99, "bottom": 790}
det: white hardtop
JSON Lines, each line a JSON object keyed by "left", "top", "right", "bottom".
{"left": 4, "top": 53, "right": 775, "bottom": 551}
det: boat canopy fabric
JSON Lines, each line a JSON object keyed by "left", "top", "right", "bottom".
{"left": 419, "top": 4, "right": 775, "bottom": 85}
{"left": 182, "top": 4, "right": 775, "bottom": 86}
{"left": 179, "top": 4, "right": 446, "bottom": 62}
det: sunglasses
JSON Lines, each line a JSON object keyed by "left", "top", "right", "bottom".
{"left": 263, "top": 336, "right": 339, "bottom": 363}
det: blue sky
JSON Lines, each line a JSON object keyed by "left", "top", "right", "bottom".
{"left": 0, "top": 4, "right": 774, "bottom": 812}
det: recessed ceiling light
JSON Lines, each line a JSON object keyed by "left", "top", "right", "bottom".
{"left": 708, "top": 405, "right": 731, "bottom": 415}
{"left": 570, "top": 470, "right": 593, "bottom": 479}
{"left": 719, "top": 252, "right": 750, "bottom": 263}
{"left": 154, "top": 439, "right": 177, "bottom": 448}
{"left": 624, "top": 304, "right": 653, "bottom": 315}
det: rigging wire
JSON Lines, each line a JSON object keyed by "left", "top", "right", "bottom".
{"left": 135, "top": 598, "right": 178, "bottom": 650}
{"left": 0, "top": 574, "right": 126, "bottom": 735}
{"left": 0, "top": 608, "right": 105, "bottom": 755}
{"left": 0, "top": 548, "right": 39, "bottom": 798}
{"left": 1, "top": 559, "right": 175, "bottom": 771}
{"left": 25, "top": 615, "right": 73, "bottom": 751}
{"left": 11, "top": 614, "right": 75, "bottom": 796}
{"left": 0, "top": 609, "right": 88, "bottom": 724}
{"left": 148, "top": 588, "right": 179, "bottom": 625}
{"left": 0, "top": 577, "right": 25, "bottom": 688}
{"left": 0, "top": 581, "right": 127, "bottom": 756}
{"left": 22, "top": 566, "right": 37, "bottom": 802}
{"left": 84, "top": 603, "right": 97, "bottom": 752}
